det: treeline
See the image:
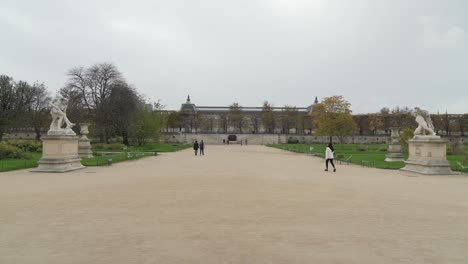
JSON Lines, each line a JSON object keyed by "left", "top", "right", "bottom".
{"left": 355, "top": 107, "right": 467, "bottom": 136}
{"left": 1, "top": 63, "right": 166, "bottom": 145}
{"left": 0, "top": 75, "right": 50, "bottom": 140}
{"left": 166, "top": 100, "right": 467, "bottom": 137}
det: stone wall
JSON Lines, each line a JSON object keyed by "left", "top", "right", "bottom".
{"left": 164, "top": 133, "right": 467, "bottom": 145}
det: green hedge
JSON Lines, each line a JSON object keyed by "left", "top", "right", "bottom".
{"left": 0, "top": 142, "right": 31, "bottom": 159}
{"left": 92, "top": 143, "right": 126, "bottom": 151}
{"left": 5, "top": 140, "right": 42, "bottom": 152}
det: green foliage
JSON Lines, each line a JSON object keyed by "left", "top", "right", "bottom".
{"left": 134, "top": 110, "right": 167, "bottom": 146}
{"left": 0, "top": 152, "right": 40, "bottom": 172}
{"left": 356, "top": 145, "right": 367, "bottom": 151}
{"left": 269, "top": 143, "right": 468, "bottom": 172}
{"left": 5, "top": 140, "right": 42, "bottom": 152}
{"left": 287, "top": 137, "right": 300, "bottom": 144}
{"left": 0, "top": 142, "right": 31, "bottom": 159}
{"left": 313, "top": 96, "right": 357, "bottom": 143}
{"left": 447, "top": 144, "right": 465, "bottom": 156}
{"left": 261, "top": 101, "right": 276, "bottom": 133}
{"left": 81, "top": 152, "right": 153, "bottom": 166}
{"left": 92, "top": 143, "right": 126, "bottom": 151}
{"left": 400, "top": 128, "right": 414, "bottom": 152}
{"left": 126, "top": 143, "right": 191, "bottom": 152}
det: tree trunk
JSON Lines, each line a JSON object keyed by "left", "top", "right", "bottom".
{"left": 122, "top": 132, "right": 129, "bottom": 145}
{"left": 34, "top": 126, "right": 41, "bottom": 141}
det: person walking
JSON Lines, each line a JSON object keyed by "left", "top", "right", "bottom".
{"left": 199, "top": 140, "right": 205, "bottom": 155}
{"left": 193, "top": 140, "right": 199, "bottom": 156}
{"left": 325, "top": 143, "right": 336, "bottom": 172}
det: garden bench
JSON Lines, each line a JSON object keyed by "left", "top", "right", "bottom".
{"left": 361, "top": 160, "right": 374, "bottom": 167}
{"left": 338, "top": 155, "right": 352, "bottom": 165}
{"left": 127, "top": 152, "right": 143, "bottom": 159}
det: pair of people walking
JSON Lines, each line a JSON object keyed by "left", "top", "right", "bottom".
{"left": 193, "top": 140, "right": 205, "bottom": 156}
{"left": 325, "top": 143, "right": 336, "bottom": 172}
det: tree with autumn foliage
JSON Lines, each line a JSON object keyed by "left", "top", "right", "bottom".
{"left": 312, "top": 95, "right": 357, "bottom": 143}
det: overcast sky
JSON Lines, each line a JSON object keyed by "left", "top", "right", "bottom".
{"left": 1, "top": 0, "right": 467, "bottom": 113}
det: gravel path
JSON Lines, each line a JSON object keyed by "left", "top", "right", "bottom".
{"left": 1, "top": 145, "right": 468, "bottom": 264}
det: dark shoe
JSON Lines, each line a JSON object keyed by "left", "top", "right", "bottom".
{"left": 333, "top": 168, "right": 336, "bottom": 172}
{"left": 324, "top": 169, "right": 328, "bottom": 171}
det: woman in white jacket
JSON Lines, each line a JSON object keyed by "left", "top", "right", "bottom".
{"left": 325, "top": 143, "right": 336, "bottom": 172}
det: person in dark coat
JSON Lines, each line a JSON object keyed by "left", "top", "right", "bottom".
{"left": 199, "top": 140, "right": 205, "bottom": 155}
{"left": 193, "top": 140, "right": 199, "bottom": 156}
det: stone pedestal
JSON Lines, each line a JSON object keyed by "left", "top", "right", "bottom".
{"left": 385, "top": 128, "right": 404, "bottom": 162}
{"left": 33, "top": 135, "right": 85, "bottom": 173}
{"left": 401, "top": 136, "right": 453, "bottom": 175}
{"left": 78, "top": 123, "right": 93, "bottom": 158}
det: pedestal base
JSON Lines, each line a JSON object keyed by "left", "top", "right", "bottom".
{"left": 33, "top": 135, "right": 85, "bottom": 173}
{"left": 401, "top": 136, "right": 453, "bottom": 175}
{"left": 78, "top": 138, "right": 94, "bottom": 158}
{"left": 385, "top": 144, "right": 404, "bottom": 162}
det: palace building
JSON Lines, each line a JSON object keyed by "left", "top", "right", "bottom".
{"left": 173, "top": 95, "right": 319, "bottom": 134}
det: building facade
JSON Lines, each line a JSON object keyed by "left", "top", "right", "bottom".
{"left": 171, "top": 95, "right": 319, "bottom": 134}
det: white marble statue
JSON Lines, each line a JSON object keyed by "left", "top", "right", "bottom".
{"left": 48, "top": 97, "right": 76, "bottom": 135}
{"left": 413, "top": 107, "right": 436, "bottom": 136}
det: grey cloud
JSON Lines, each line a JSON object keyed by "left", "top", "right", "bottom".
{"left": 0, "top": 0, "right": 467, "bottom": 113}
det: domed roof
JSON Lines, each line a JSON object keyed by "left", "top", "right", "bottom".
{"left": 180, "top": 95, "right": 197, "bottom": 112}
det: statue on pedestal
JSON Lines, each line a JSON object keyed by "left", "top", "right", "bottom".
{"left": 48, "top": 97, "right": 76, "bottom": 136}
{"left": 413, "top": 107, "right": 436, "bottom": 136}
{"left": 401, "top": 107, "right": 452, "bottom": 175}
{"left": 34, "top": 96, "right": 84, "bottom": 172}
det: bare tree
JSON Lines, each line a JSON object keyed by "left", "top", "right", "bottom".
{"left": 27, "top": 82, "right": 51, "bottom": 140}
{"left": 0, "top": 75, "right": 39, "bottom": 140}
{"left": 248, "top": 114, "right": 261, "bottom": 134}
{"left": 65, "top": 63, "right": 125, "bottom": 142}
{"left": 261, "top": 101, "right": 275, "bottom": 133}
{"left": 229, "top": 102, "right": 244, "bottom": 133}
{"left": 0, "top": 75, "right": 16, "bottom": 139}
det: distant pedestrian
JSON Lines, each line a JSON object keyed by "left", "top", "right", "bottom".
{"left": 245, "top": 139, "right": 248, "bottom": 145}
{"left": 193, "top": 140, "right": 199, "bottom": 156}
{"left": 200, "top": 140, "right": 205, "bottom": 155}
{"left": 325, "top": 143, "right": 336, "bottom": 172}
{"left": 240, "top": 140, "right": 243, "bottom": 146}
{"left": 223, "top": 139, "right": 226, "bottom": 144}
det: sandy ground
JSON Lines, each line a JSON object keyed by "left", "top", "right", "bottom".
{"left": 1, "top": 145, "right": 468, "bottom": 264}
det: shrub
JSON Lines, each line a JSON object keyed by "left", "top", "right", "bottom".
{"left": 0, "top": 142, "right": 31, "bottom": 159}
{"left": 356, "top": 145, "right": 367, "bottom": 151}
{"left": 287, "top": 138, "right": 299, "bottom": 144}
{"left": 92, "top": 143, "right": 126, "bottom": 151}
{"left": 6, "top": 140, "right": 42, "bottom": 152}
{"left": 400, "top": 128, "right": 414, "bottom": 153}
{"left": 450, "top": 143, "right": 464, "bottom": 155}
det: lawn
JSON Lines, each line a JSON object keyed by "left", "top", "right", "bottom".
{"left": 81, "top": 152, "right": 153, "bottom": 166}
{"left": 126, "top": 143, "right": 191, "bottom": 153}
{"left": 269, "top": 144, "right": 467, "bottom": 172}
{"left": 92, "top": 143, "right": 191, "bottom": 153}
{"left": 0, "top": 143, "right": 190, "bottom": 172}
{"left": 0, "top": 153, "right": 41, "bottom": 172}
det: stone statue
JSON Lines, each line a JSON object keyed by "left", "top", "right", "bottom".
{"left": 413, "top": 107, "right": 436, "bottom": 136}
{"left": 48, "top": 97, "right": 76, "bottom": 135}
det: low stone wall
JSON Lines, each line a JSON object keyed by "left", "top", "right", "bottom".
{"left": 164, "top": 133, "right": 467, "bottom": 145}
